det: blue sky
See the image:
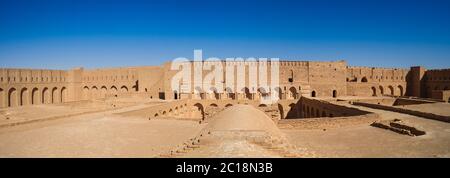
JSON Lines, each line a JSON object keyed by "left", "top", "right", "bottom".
{"left": 0, "top": 0, "right": 449, "bottom": 69}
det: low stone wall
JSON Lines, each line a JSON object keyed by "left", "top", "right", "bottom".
{"left": 278, "top": 113, "right": 380, "bottom": 130}
{"left": 393, "top": 98, "right": 436, "bottom": 106}
{"left": 352, "top": 102, "right": 450, "bottom": 123}
{"left": 114, "top": 99, "right": 190, "bottom": 119}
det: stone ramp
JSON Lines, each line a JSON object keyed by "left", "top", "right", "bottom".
{"left": 159, "top": 105, "right": 313, "bottom": 158}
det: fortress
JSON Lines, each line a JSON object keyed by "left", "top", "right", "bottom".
{"left": 1, "top": 59, "right": 450, "bottom": 158}
{"left": 1, "top": 60, "right": 449, "bottom": 108}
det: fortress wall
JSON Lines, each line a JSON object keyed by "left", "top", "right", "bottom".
{"left": 422, "top": 69, "right": 450, "bottom": 99}
{"left": 346, "top": 67, "right": 408, "bottom": 97}
{"left": 0, "top": 68, "right": 69, "bottom": 108}
{"left": 1, "top": 60, "right": 447, "bottom": 109}
{"left": 307, "top": 61, "right": 347, "bottom": 98}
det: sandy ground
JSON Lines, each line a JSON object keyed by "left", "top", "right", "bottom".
{"left": 1, "top": 100, "right": 449, "bottom": 158}
{"left": 0, "top": 109, "right": 204, "bottom": 158}
{"left": 283, "top": 104, "right": 450, "bottom": 158}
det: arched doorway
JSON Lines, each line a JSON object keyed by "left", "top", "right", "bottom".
{"left": 8, "top": 88, "right": 18, "bottom": 107}
{"left": 398, "top": 85, "right": 404, "bottom": 96}
{"left": 61, "top": 87, "right": 67, "bottom": 103}
{"left": 311, "top": 90, "right": 316, "bottom": 97}
{"left": 0, "top": 88, "right": 4, "bottom": 108}
{"left": 100, "top": 86, "right": 107, "bottom": 98}
{"left": 226, "top": 88, "right": 235, "bottom": 100}
{"left": 242, "top": 87, "right": 252, "bottom": 100}
{"left": 361, "top": 77, "right": 368, "bottom": 82}
{"left": 371, "top": 87, "right": 377, "bottom": 96}
{"left": 52, "top": 87, "right": 58, "bottom": 103}
{"left": 20, "top": 88, "right": 29, "bottom": 106}
{"left": 42, "top": 87, "right": 50, "bottom": 104}
{"left": 31, "top": 88, "right": 39, "bottom": 104}
{"left": 193, "top": 103, "right": 205, "bottom": 120}
{"left": 388, "top": 86, "right": 394, "bottom": 96}
{"left": 332, "top": 90, "right": 337, "bottom": 98}
{"left": 82, "top": 86, "right": 90, "bottom": 100}
{"left": 289, "top": 87, "right": 298, "bottom": 99}
{"left": 120, "top": 86, "right": 128, "bottom": 93}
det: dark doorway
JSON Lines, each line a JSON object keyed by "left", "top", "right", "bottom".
{"left": 159, "top": 92, "right": 165, "bottom": 100}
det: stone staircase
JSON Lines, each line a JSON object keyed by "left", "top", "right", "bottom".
{"left": 159, "top": 131, "right": 304, "bottom": 158}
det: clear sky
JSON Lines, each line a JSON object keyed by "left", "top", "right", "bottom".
{"left": 0, "top": 0, "right": 449, "bottom": 70}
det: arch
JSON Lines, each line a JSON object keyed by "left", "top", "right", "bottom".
{"left": 0, "top": 88, "right": 4, "bottom": 108}
{"left": 289, "top": 87, "right": 298, "bottom": 99}
{"left": 91, "top": 86, "right": 99, "bottom": 99}
{"left": 225, "top": 87, "right": 235, "bottom": 100}
{"left": 379, "top": 86, "right": 384, "bottom": 95}
{"left": 258, "top": 104, "right": 267, "bottom": 107}
{"left": 332, "top": 90, "right": 337, "bottom": 98}
{"left": 20, "top": 88, "right": 29, "bottom": 106}
{"left": 398, "top": 85, "right": 404, "bottom": 96}
{"left": 42, "top": 87, "right": 50, "bottom": 104}
{"left": 100, "top": 86, "right": 107, "bottom": 98}
{"left": 257, "top": 87, "right": 269, "bottom": 100}
{"left": 110, "top": 86, "right": 118, "bottom": 95}
{"left": 61, "top": 87, "right": 67, "bottom": 103}
{"left": 52, "top": 87, "right": 58, "bottom": 103}
{"left": 31, "top": 88, "right": 39, "bottom": 105}
{"left": 209, "top": 103, "right": 218, "bottom": 107}
{"left": 371, "top": 87, "right": 377, "bottom": 96}
{"left": 241, "top": 87, "right": 252, "bottom": 100}
{"left": 162, "top": 111, "right": 167, "bottom": 115}
{"left": 8, "top": 88, "right": 18, "bottom": 107}
{"left": 209, "top": 87, "right": 219, "bottom": 100}
{"left": 82, "top": 86, "right": 90, "bottom": 100}
{"left": 154, "top": 113, "right": 159, "bottom": 117}
{"left": 195, "top": 86, "right": 204, "bottom": 100}
{"left": 388, "top": 85, "right": 394, "bottom": 96}
{"left": 225, "top": 103, "right": 233, "bottom": 107}
{"left": 193, "top": 103, "right": 205, "bottom": 120}
{"left": 120, "top": 86, "right": 128, "bottom": 93}
{"left": 311, "top": 90, "right": 316, "bottom": 97}
{"left": 173, "top": 90, "right": 178, "bottom": 100}
{"left": 361, "top": 77, "right": 368, "bottom": 82}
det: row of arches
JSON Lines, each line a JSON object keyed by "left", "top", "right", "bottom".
{"left": 310, "top": 90, "right": 338, "bottom": 98}
{"left": 285, "top": 103, "right": 334, "bottom": 119}
{"left": 0, "top": 86, "right": 67, "bottom": 108}
{"left": 371, "top": 85, "right": 404, "bottom": 97}
{"left": 348, "top": 76, "right": 405, "bottom": 83}
{"left": 82, "top": 85, "right": 131, "bottom": 100}
{"left": 190, "top": 86, "right": 301, "bottom": 100}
